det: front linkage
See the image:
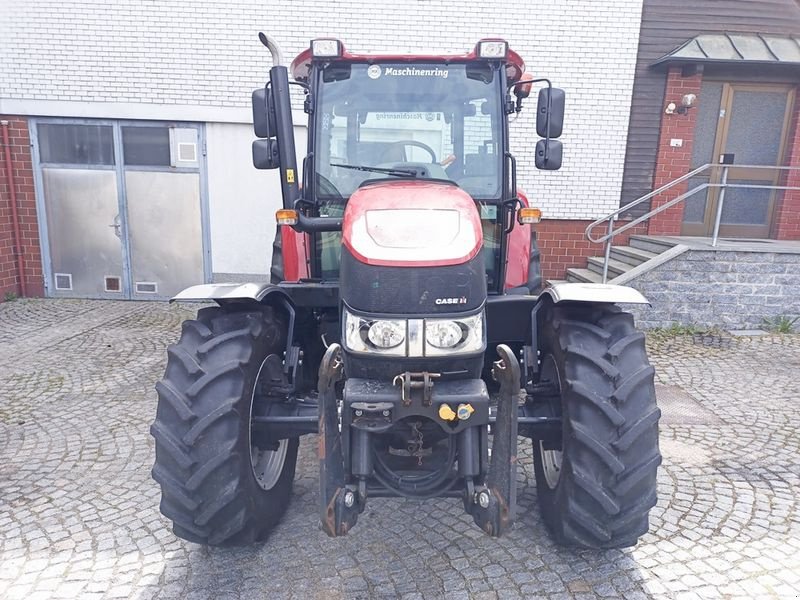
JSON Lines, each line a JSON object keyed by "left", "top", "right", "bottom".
{"left": 318, "top": 342, "right": 521, "bottom": 538}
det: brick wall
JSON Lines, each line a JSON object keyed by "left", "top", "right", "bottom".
{"left": 0, "top": 117, "right": 43, "bottom": 300}
{"left": 775, "top": 87, "right": 800, "bottom": 240}
{"left": 646, "top": 67, "right": 702, "bottom": 236}
{"left": 537, "top": 218, "right": 647, "bottom": 281}
{"left": 1, "top": 0, "right": 645, "bottom": 221}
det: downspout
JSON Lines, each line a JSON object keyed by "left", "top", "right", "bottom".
{"left": 1, "top": 120, "right": 27, "bottom": 297}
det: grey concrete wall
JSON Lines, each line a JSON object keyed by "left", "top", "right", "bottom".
{"left": 624, "top": 250, "right": 800, "bottom": 329}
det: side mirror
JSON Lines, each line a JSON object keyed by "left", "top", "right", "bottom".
{"left": 252, "top": 138, "right": 280, "bottom": 170}
{"left": 536, "top": 87, "right": 565, "bottom": 139}
{"left": 252, "top": 88, "right": 277, "bottom": 138}
{"left": 535, "top": 139, "right": 562, "bottom": 171}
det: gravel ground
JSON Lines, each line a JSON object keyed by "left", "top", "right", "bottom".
{"left": 1, "top": 298, "right": 799, "bottom": 599}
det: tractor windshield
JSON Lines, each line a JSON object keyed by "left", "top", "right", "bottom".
{"left": 314, "top": 62, "right": 503, "bottom": 200}
{"left": 312, "top": 61, "right": 506, "bottom": 285}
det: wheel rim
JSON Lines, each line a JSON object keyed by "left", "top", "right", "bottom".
{"left": 539, "top": 354, "right": 563, "bottom": 490}
{"left": 251, "top": 439, "right": 289, "bottom": 491}
{"left": 249, "top": 355, "right": 288, "bottom": 491}
{"left": 539, "top": 440, "right": 563, "bottom": 489}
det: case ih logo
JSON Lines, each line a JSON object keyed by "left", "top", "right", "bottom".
{"left": 435, "top": 297, "right": 468, "bottom": 305}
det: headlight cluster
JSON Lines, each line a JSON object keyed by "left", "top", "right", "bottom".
{"left": 343, "top": 309, "right": 484, "bottom": 357}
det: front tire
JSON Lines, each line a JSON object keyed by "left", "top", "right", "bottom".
{"left": 533, "top": 304, "right": 661, "bottom": 548}
{"left": 151, "top": 306, "right": 298, "bottom": 546}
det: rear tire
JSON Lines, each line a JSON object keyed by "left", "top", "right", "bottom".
{"left": 151, "top": 305, "right": 298, "bottom": 546}
{"left": 533, "top": 304, "right": 661, "bottom": 548}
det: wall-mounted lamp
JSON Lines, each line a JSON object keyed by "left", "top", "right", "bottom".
{"left": 665, "top": 93, "right": 697, "bottom": 115}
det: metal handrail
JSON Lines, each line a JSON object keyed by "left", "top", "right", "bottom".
{"left": 585, "top": 163, "right": 800, "bottom": 283}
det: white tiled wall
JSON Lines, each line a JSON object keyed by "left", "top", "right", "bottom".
{"left": 2, "top": 0, "right": 643, "bottom": 221}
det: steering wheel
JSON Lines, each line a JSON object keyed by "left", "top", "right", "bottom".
{"left": 317, "top": 174, "right": 343, "bottom": 199}
{"left": 380, "top": 140, "right": 437, "bottom": 163}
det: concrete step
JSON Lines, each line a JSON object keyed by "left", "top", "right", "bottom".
{"left": 610, "top": 245, "right": 658, "bottom": 267}
{"left": 587, "top": 256, "right": 630, "bottom": 278}
{"left": 547, "top": 279, "right": 568, "bottom": 287}
{"left": 629, "top": 235, "right": 676, "bottom": 255}
{"left": 566, "top": 267, "right": 603, "bottom": 283}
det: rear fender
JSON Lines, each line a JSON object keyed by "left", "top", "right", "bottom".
{"left": 539, "top": 282, "right": 648, "bottom": 305}
{"left": 171, "top": 282, "right": 290, "bottom": 304}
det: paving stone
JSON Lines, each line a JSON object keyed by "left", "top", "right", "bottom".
{"left": 0, "top": 299, "right": 799, "bottom": 599}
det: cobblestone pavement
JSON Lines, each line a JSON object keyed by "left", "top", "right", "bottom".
{"left": 1, "top": 299, "right": 799, "bottom": 599}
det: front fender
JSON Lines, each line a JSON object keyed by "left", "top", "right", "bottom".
{"left": 540, "top": 282, "right": 648, "bottom": 305}
{"left": 170, "top": 282, "right": 285, "bottom": 303}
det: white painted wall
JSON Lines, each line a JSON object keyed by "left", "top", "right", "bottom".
{"left": 205, "top": 123, "right": 306, "bottom": 277}
{"left": 1, "top": 0, "right": 645, "bottom": 223}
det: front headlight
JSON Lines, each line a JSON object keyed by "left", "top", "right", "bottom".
{"left": 342, "top": 308, "right": 485, "bottom": 357}
{"left": 367, "top": 320, "right": 405, "bottom": 349}
{"left": 424, "top": 312, "right": 484, "bottom": 356}
{"left": 343, "top": 310, "right": 406, "bottom": 356}
{"left": 426, "top": 320, "right": 463, "bottom": 349}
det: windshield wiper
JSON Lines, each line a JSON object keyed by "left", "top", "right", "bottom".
{"left": 330, "top": 163, "right": 419, "bottom": 178}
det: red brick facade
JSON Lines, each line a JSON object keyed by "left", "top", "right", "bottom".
{"left": 647, "top": 69, "right": 800, "bottom": 240}
{"left": 775, "top": 89, "right": 800, "bottom": 240}
{"left": 647, "top": 68, "right": 703, "bottom": 236}
{"left": 537, "top": 219, "right": 647, "bottom": 281}
{"left": 0, "top": 116, "right": 43, "bottom": 300}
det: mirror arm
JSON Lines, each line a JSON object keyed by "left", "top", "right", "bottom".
{"left": 509, "top": 77, "right": 551, "bottom": 113}
{"left": 294, "top": 212, "right": 343, "bottom": 233}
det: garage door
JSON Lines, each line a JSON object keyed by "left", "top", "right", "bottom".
{"left": 33, "top": 120, "right": 209, "bottom": 299}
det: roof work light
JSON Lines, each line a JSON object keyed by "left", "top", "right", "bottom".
{"left": 311, "top": 39, "right": 342, "bottom": 58}
{"left": 477, "top": 40, "right": 508, "bottom": 59}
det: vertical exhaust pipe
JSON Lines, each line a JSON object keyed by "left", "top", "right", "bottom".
{"left": 258, "top": 32, "right": 285, "bottom": 67}
{"left": 259, "top": 33, "right": 300, "bottom": 210}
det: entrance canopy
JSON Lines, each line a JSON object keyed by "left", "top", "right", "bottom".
{"left": 652, "top": 33, "right": 800, "bottom": 68}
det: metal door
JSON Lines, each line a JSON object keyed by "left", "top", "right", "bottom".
{"left": 32, "top": 119, "right": 209, "bottom": 299}
{"left": 34, "top": 122, "right": 127, "bottom": 297}
{"left": 682, "top": 83, "right": 794, "bottom": 237}
{"left": 120, "top": 124, "right": 206, "bottom": 299}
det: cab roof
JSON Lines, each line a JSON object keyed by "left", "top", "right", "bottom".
{"left": 289, "top": 39, "right": 527, "bottom": 84}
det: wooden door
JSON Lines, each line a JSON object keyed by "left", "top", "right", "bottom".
{"left": 682, "top": 82, "right": 794, "bottom": 238}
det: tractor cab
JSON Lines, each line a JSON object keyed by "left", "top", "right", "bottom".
{"left": 253, "top": 38, "right": 565, "bottom": 291}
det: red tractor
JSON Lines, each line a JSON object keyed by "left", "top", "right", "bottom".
{"left": 151, "top": 35, "right": 660, "bottom": 548}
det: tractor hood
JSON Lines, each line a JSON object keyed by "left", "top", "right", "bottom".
{"left": 338, "top": 179, "right": 488, "bottom": 317}
{"left": 341, "top": 180, "right": 483, "bottom": 268}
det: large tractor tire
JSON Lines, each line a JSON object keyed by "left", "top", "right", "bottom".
{"left": 151, "top": 305, "right": 298, "bottom": 546}
{"left": 532, "top": 304, "right": 661, "bottom": 548}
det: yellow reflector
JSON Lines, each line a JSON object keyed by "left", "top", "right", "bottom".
{"left": 276, "top": 209, "right": 298, "bottom": 226}
{"left": 518, "top": 207, "right": 542, "bottom": 224}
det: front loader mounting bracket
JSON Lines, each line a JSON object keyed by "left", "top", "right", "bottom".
{"left": 469, "top": 344, "right": 520, "bottom": 536}
{"left": 318, "top": 343, "right": 361, "bottom": 536}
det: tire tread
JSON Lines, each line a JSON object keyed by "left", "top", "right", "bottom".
{"left": 534, "top": 304, "right": 661, "bottom": 549}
